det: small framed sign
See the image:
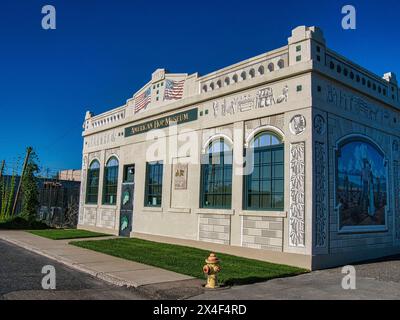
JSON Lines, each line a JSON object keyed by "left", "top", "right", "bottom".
{"left": 174, "top": 163, "right": 188, "bottom": 190}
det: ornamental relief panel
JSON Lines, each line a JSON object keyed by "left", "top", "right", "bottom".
{"left": 289, "top": 142, "right": 305, "bottom": 247}
{"left": 315, "top": 141, "right": 327, "bottom": 247}
{"left": 326, "top": 84, "right": 399, "bottom": 130}
{"left": 394, "top": 161, "right": 400, "bottom": 240}
{"left": 209, "top": 84, "right": 289, "bottom": 118}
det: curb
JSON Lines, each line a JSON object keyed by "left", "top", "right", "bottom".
{"left": 0, "top": 236, "right": 140, "bottom": 289}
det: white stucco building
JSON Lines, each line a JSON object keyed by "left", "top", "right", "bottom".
{"left": 78, "top": 26, "right": 400, "bottom": 269}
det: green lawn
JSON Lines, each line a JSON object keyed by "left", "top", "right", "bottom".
{"left": 71, "top": 238, "right": 308, "bottom": 286}
{"left": 29, "top": 229, "right": 109, "bottom": 240}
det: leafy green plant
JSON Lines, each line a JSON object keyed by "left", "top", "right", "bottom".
{"left": 0, "top": 166, "right": 17, "bottom": 221}
{"left": 21, "top": 149, "right": 40, "bottom": 222}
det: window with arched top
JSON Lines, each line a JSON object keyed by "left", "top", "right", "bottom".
{"left": 225, "top": 77, "right": 230, "bottom": 86}
{"left": 103, "top": 157, "right": 119, "bottom": 205}
{"left": 202, "top": 85, "right": 207, "bottom": 93}
{"left": 86, "top": 160, "right": 100, "bottom": 204}
{"left": 232, "top": 74, "right": 238, "bottom": 83}
{"left": 277, "top": 59, "right": 285, "bottom": 69}
{"left": 217, "top": 80, "right": 222, "bottom": 89}
{"left": 200, "top": 138, "right": 233, "bottom": 209}
{"left": 336, "top": 137, "right": 387, "bottom": 231}
{"left": 210, "top": 82, "right": 215, "bottom": 91}
{"left": 249, "top": 69, "right": 255, "bottom": 78}
{"left": 244, "top": 132, "right": 284, "bottom": 210}
{"left": 241, "top": 71, "right": 247, "bottom": 81}
{"left": 258, "top": 65, "right": 265, "bottom": 75}
{"left": 268, "top": 63, "right": 274, "bottom": 72}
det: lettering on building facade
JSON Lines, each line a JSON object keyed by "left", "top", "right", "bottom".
{"left": 125, "top": 108, "right": 198, "bottom": 137}
{"left": 212, "top": 85, "right": 289, "bottom": 117}
{"left": 326, "top": 85, "right": 398, "bottom": 129}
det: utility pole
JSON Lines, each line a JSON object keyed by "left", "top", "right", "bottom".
{"left": 0, "top": 160, "right": 5, "bottom": 180}
{"left": 12, "top": 147, "right": 32, "bottom": 216}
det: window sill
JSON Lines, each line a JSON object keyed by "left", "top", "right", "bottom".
{"left": 239, "top": 210, "right": 287, "bottom": 218}
{"left": 195, "top": 208, "right": 235, "bottom": 215}
{"left": 167, "top": 208, "right": 191, "bottom": 214}
{"left": 84, "top": 204, "right": 98, "bottom": 208}
{"left": 143, "top": 207, "right": 163, "bottom": 212}
{"left": 100, "top": 205, "right": 118, "bottom": 209}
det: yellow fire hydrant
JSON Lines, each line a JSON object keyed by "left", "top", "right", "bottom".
{"left": 203, "top": 253, "right": 221, "bottom": 289}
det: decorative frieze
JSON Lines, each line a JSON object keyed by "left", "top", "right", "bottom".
{"left": 315, "top": 142, "right": 327, "bottom": 247}
{"left": 326, "top": 84, "right": 399, "bottom": 129}
{"left": 289, "top": 142, "right": 305, "bottom": 247}
{"left": 212, "top": 85, "right": 289, "bottom": 118}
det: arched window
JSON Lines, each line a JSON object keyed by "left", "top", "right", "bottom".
{"left": 258, "top": 65, "right": 265, "bottom": 75}
{"left": 210, "top": 82, "right": 215, "bottom": 91}
{"left": 200, "top": 138, "right": 232, "bottom": 209}
{"left": 244, "top": 132, "right": 284, "bottom": 210}
{"left": 103, "top": 157, "right": 119, "bottom": 205}
{"left": 225, "top": 77, "right": 230, "bottom": 86}
{"left": 217, "top": 80, "right": 222, "bottom": 89}
{"left": 202, "top": 85, "right": 207, "bottom": 93}
{"left": 241, "top": 71, "right": 247, "bottom": 81}
{"left": 232, "top": 74, "right": 238, "bottom": 83}
{"left": 249, "top": 69, "right": 255, "bottom": 78}
{"left": 268, "top": 63, "right": 274, "bottom": 72}
{"left": 277, "top": 59, "right": 285, "bottom": 69}
{"left": 86, "top": 160, "right": 100, "bottom": 204}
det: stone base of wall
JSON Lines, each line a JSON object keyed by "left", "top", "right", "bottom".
{"left": 83, "top": 207, "right": 97, "bottom": 226}
{"left": 242, "top": 216, "right": 283, "bottom": 252}
{"left": 199, "top": 214, "right": 231, "bottom": 245}
{"left": 100, "top": 209, "right": 116, "bottom": 229}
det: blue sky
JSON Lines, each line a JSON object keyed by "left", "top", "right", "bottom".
{"left": 0, "top": 0, "right": 399, "bottom": 175}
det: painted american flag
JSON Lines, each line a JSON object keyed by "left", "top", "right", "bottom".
{"left": 134, "top": 87, "right": 152, "bottom": 113}
{"left": 164, "top": 79, "right": 185, "bottom": 100}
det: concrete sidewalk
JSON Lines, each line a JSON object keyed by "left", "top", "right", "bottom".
{"left": 0, "top": 230, "right": 193, "bottom": 289}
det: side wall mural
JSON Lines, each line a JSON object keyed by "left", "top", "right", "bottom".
{"left": 336, "top": 139, "right": 387, "bottom": 230}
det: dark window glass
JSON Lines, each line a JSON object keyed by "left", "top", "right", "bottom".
{"left": 86, "top": 160, "right": 100, "bottom": 204}
{"left": 124, "top": 165, "right": 135, "bottom": 183}
{"left": 201, "top": 139, "right": 232, "bottom": 209}
{"left": 244, "top": 132, "right": 284, "bottom": 211}
{"left": 103, "top": 157, "right": 119, "bottom": 205}
{"left": 145, "top": 161, "right": 163, "bottom": 207}
{"left": 330, "top": 61, "right": 335, "bottom": 69}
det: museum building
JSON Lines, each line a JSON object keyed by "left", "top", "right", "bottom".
{"left": 78, "top": 26, "right": 400, "bottom": 269}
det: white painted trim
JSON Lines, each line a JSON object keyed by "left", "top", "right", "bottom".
{"left": 201, "top": 134, "right": 234, "bottom": 154}
{"left": 195, "top": 208, "right": 235, "bottom": 215}
{"left": 239, "top": 210, "right": 287, "bottom": 218}
{"left": 244, "top": 125, "right": 285, "bottom": 148}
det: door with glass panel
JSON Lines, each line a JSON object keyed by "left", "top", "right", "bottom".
{"left": 119, "top": 165, "right": 135, "bottom": 237}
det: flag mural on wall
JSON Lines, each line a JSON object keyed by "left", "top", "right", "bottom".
{"left": 164, "top": 79, "right": 185, "bottom": 100}
{"left": 134, "top": 87, "right": 152, "bottom": 113}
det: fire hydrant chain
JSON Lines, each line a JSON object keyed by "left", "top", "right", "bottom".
{"left": 203, "top": 253, "right": 221, "bottom": 289}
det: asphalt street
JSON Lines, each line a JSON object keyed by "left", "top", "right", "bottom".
{"left": 0, "top": 240, "right": 148, "bottom": 300}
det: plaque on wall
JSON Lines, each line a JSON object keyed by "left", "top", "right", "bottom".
{"left": 174, "top": 163, "right": 188, "bottom": 190}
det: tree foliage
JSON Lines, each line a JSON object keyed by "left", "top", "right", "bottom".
{"left": 21, "top": 149, "right": 40, "bottom": 222}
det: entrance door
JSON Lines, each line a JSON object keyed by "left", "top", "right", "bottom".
{"left": 119, "top": 165, "right": 135, "bottom": 237}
